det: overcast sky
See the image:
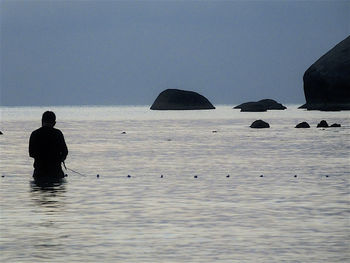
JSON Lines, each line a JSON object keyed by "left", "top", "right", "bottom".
{"left": 1, "top": 0, "right": 349, "bottom": 106}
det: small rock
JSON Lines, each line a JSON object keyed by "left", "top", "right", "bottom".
{"left": 97, "top": 174, "right": 100, "bottom": 178}
{"left": 294, "top": 175, "right": 297, "bottom": 178}
{"left": 127, "top": 175, "right": 131, "bottom": 178}
{"left": 212, "top": 130, "right": 218, "bottom": 133}
{"left": 194, "top": 175, "right": 198, "bottom": 178}
{"left": 226, "top": 174, "right": 230, "bottom": 178}
{"left": 317, "top": 120, "right": 329, "bottom": 128}
{"left": 160, "top": 175, "right": 163, "bottom": 178}
{"left": 0, "top": 131, "right": 3, "bottom": 135}
{"left": 1, "top": 175, "right": 5, "bottom": 178}
{"left": 250, "top": 120, "right": 270, "bottom": 128}
{"left": 295, "top": 122, "right": 310, "bottom": 128}
{"left": 121, "top": 131, "right": 126, "bottom": 134}
{"left": 260, "top": 175, "right": 264, "bottom": 177}
{"left": 330, "top": 123, "right": 341, "bottom": 127}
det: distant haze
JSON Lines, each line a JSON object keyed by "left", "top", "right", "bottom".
{"left": 1, "top": 0, "right": 349, "bottom": 106}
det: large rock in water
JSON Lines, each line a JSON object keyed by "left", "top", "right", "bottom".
{"left": 234, "top": 99, "right": 286, "bottom": 112}
{"left": 150, "top": 89, "right": 215, "bottom": 110}
{"left": 302, "top": 36, "right": 350, "bottom": 111}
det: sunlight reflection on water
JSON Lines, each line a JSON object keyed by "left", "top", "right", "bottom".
{"left": 1, "top": 106, "right": 349, "bottom": 262}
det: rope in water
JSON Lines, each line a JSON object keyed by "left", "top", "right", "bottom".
{"left": 63, "top": 162, "right": 87, "bottom": 177}
{"left": 60, "top": 162, "right": 307, "bottom": 179}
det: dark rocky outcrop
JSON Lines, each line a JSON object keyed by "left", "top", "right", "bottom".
{"left": 250, "top": 120, "right": 270, "bottom": 128}
{"left": 330, "top": 123, "right": 341, "bottom": 127}
{"left": 295, "top": 122, "right": 310, "bottom": 128}
{"left": 302, "top": 36, "right": 350, "bottom": 111}
{"left": 0, "top": 131, "right": 2, "bottom": 135}
{"left": 150, "top": 89, "right": 215, "bottom": 110}
{"left": 234, "top": 102, "right": 267, "bottom": 112}
{"left": 234, "top": 99, "right": 286, "bottom": 112}
{"left": 317, "top": 120, "right": 329, "bottom": 128}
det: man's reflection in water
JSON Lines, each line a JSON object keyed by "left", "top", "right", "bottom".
{"left": 29, "top": 179, "right": 67, "bottom": 207}
{"left": 28, "top": 180, "right": 69, "bottom": 258}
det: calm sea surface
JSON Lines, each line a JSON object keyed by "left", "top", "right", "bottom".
{"left": 0, "top": 105, "right": 349, "bottom": 262}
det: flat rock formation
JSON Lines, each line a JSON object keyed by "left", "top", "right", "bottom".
{"left": 150, "top": 89, "right": 215, "bottom": 110}
{"left": 250, "top": 120, "right": 270, "bottom": 128}
{"left": 295, "top": 122, "right": 310, "bottom": 128}
{"left": 302, "top": 36, "right": 350, "bottom": 111}
{"left": 234, "top": 99, "right": 286, "bottom": 112}
{"left": 330, "top": 123, "right": 341, "bottom": 127}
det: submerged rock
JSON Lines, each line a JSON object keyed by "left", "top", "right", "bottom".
{"left": 250, "top": 120, "right": 270, "bottom": 128}
{"left": 295, "top": 122, "right": 310, "bottom": 128}
{"left": 302, "top": 36, "right": 350, "bottom": 111}
{"left": 150, "top": 89, "right": 215, "bottom": 110}
{"left": 234, "top": 99, "right": 286, "bottom": 112}
{"left": 317, "top": 120, "right": 329, "bottom": 128}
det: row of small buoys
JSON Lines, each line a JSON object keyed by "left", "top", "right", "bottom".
{"left": 121, "top": 174, "right": 308, "bottom": 179}
{"left": 0, "top": 174, "right": 333, "bottom": 179}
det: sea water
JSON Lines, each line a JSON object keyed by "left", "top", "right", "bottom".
{"left": 0, "top": 105, "right": 349, "bottom": 262}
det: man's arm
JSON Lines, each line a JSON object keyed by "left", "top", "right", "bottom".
{"left": 29, "top": 132, "right": 37, "bottom": 158}
{"left": 59, "top": 132, "right": 68, "bottom": 161}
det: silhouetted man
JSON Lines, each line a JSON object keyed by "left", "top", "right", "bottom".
{"left": 29, "top": 111, "right": 68, "bottom": 181}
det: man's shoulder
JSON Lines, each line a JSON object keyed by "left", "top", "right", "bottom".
{"left": 31, "top": 127, "right": 43, "bottom": 136}
{"left": 53, "top": 127, "right": 64, "bottom": 136}
{"left": 31, "top": 127, "right": 63, "bottom": 136}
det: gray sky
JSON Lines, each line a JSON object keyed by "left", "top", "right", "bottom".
{"left": 1, "top": 0, "right": 349, "bottom": 106}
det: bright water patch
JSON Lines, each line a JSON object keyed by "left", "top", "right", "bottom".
{"left": 1, "top": 106, "right": 349, "bottom": 262}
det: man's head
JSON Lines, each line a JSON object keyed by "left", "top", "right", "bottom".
{"left": 42, "top": 111, "right": 56, "bottom": 127}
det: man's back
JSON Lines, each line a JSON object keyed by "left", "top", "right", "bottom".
{"left": 29, "top": 126, "right": 68, "bottom": 180}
